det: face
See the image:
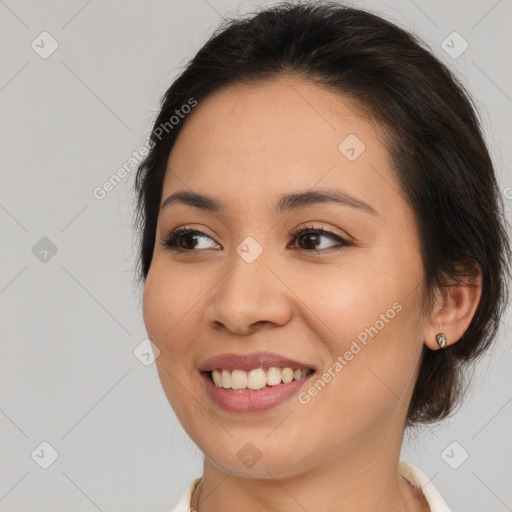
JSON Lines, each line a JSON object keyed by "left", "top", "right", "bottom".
{"left": 143, "top": 75, "right": 429, "bottom": 479}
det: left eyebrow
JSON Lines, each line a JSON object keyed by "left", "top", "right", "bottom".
{"left": 160, "top": 188, "right": 380, "bottom": 217}
{"left": 273, "top": 188, "right": 380, "bottom": 217}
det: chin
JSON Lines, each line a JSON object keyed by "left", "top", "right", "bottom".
{"left": 199, "top": 438, "right": 314, "bottom": 480}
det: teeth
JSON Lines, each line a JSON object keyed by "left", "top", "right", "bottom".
{"left": 210, "top": 367, "right": 312, "bottom": 390}
{"left": 247, "top": 368, "right": 267, "bottom": 390}
{"left": 266, "top": 367, "right": 282, "bottom": 385}
{"left": 212, "top": 370, "right": 222, "bottom": 387}
{"left": 221, "top": 369, "right": 231, "bottom": 389}
{"left": 231, "top": 369, "right": 247, "bottom": 389}
{"left": 282, "top": 368, "right": 294, "bottom": 383}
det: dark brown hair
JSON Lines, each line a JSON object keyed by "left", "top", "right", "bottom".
{"left": 134, "top": 1, "right": 511, "bottom": 427}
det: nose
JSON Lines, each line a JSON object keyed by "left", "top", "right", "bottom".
{"left": 204, "top": 249, "right": 294, "bottom": 336}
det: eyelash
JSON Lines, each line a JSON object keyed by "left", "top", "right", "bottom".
{"left": 160, "top": 224, "right": 352, "bottom": 254}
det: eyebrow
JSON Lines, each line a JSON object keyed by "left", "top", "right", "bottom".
{"left": 160, "top": 188, "right": 379, "bottom": 217}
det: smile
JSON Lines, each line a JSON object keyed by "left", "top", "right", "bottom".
{"left": 210, "top": 367, "right": 314, "bottom": 391}
{"left": 198, "top": 351, "right": 317, "bottom": 412}
{"left": 200, "top": 367, "right": 316, "bottom": 413}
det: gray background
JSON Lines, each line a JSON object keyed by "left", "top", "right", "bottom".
{"left": 0, "top": 0, "right": 511, "bottom": 511}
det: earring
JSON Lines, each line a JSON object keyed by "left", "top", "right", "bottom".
{"left": 436, "top": 333, "right": 447, "bottom": 349}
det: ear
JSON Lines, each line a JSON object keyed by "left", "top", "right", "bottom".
{"left": 424, "top": 262, "right": 483, "bottom": 350}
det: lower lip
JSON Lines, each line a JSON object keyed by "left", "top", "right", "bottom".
{"left": 200, "top": 371, "right": 316, "bottom": 413}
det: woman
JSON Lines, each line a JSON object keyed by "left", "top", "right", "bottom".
{"left": 134, "top": 2, "right": 511, "bottom": 511}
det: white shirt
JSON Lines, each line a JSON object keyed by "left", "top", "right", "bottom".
{"left": 171, "top": 460, "right": 452, "bottom": 512}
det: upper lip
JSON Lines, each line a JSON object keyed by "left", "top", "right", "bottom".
{"left": 199, "top": 351, "right": 317, "bottom": 372}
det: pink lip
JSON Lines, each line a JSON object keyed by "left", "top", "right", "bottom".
{"left": 198, "top": 351, "right": 317, "bottom": 372}
{"left": 200, "top": 370, "right": 316, "bottom": 413}
{"left": 198, "top": 351, "right": 318, "bottom": 413}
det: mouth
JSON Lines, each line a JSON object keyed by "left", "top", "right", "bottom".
{"left": 203, "top": 367, "right": 316, "bottom": 392}
{"left": 199, "top": 366, "right": 317, "bottom": 413}
{"left": 198, "top": 351, "right": 318, "bottom": 412}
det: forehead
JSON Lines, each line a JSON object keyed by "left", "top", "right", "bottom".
{"left": 162, "top": 75, "right": 397, "bottom": 216}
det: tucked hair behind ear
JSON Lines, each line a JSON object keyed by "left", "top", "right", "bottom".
{"left": 134, "top": 0, "right": 511, "bottom": 427}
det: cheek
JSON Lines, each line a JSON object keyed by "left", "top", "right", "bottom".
{"left": 142, "top": 264, "right": 205, "bottom": 425}
{"left": 142, "top": 262, "right": 200, "bottom": 357}
{"left": 292, "top": 256, "right": 400, "bottom": 340}
{"left": 299, "top": 253, "right": 424, "bottom": 401}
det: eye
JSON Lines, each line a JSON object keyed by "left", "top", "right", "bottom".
{"left": 160, "top": 226, "right": 219, "bottom": 252}
{"left": 160, "top": 224, "right": 351, "bottom": 253}
{"left": 288, "top": 224, "right": 351, "bottom": 252}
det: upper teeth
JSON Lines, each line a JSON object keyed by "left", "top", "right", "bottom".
{"left": 211, "top": 367, "right": 311, "bottom": 390}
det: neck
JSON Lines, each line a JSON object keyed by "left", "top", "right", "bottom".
{"left": 191, "top": 432, "right": 429, "bottom": 512}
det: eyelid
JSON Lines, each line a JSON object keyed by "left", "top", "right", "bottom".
{"left": 289, "top": 222, "right": 352, "bottom": 243}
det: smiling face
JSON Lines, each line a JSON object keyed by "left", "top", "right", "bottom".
{"left": 142, "top": 74, "right": 430, "bottom": 479}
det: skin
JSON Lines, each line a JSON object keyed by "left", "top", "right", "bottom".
{"left": 142, "top": 74, "right": 482, "bottom": 512}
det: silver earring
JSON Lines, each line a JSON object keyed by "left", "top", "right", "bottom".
{"left": 436, "top": 333, "right": 447, "bottom": 349}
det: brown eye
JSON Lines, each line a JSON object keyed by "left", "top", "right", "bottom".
{"left": 297, "top": 231, "right": 323, "bottom": 250}
{"left": 290, "top": 225, "right": 351, "bottom": 252}
{"left": 161, "top": 227, "right": 218, "bottom": 251}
